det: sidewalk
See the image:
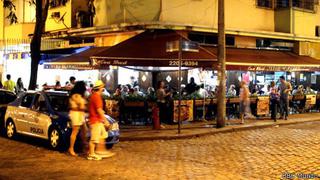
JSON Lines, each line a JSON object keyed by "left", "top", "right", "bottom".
{"left": 120, "top": 113, "right": 320, "bottom": 141}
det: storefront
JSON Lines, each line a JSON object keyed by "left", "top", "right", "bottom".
{"left": 42, "top": 29, "right": 320, "bottom": 125}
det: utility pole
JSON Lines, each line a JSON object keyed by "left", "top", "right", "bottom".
{"left": 217, "top": 0, "right": 226, "bottom": 128}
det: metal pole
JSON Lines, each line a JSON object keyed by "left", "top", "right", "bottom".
{"left": 178, "top": 38, "right": 182, "bottom": 134}
{"left": 203, "top": 71, "right": 206, "bottom": 120}
{"left": 217, "top": 0, "right": 226, "bottom": 128}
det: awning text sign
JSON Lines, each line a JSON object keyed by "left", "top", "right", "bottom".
{"left": 91, "top": 58, "right": 213, "bottom": 68}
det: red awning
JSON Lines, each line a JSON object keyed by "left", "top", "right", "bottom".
{"left": 204, "top": 47, "right": 320, "bottom": 71}
{"left": 91, "top": 30, "right": 217, "bottom": 68}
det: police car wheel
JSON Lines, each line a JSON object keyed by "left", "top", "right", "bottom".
{"left": 49, "top": 128, "right": 61, "bottom": 150}
{"left": 6, "top": 120, "right": 16, "bottom": 139}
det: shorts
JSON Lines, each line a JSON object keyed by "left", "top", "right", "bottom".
{"left": 90, "top": 122, "right": 108, "bottom": 144}
{"left": 69, "top": 111, "right": 85, "bottom": 126}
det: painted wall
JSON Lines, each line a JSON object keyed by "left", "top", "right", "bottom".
{"left": 94, "top": 0, "right": 275, "bottom": 32}
{"left": 293, "top": 9, "right": 320, "bottom": 37}
{"left": 95, "top": 31, "right": 140, "bottom": 47}
{"left": 45, "top": 1, "right": 72, "bottom": 31}
{"left": 0, "top": 0, "right": 36, "bottom": 39}
{"left": 94, "top": 0, "right": 161, "bottom": 26}
{"left": 4, "top": 23, "right": 35, "bottom": 39}
{"left": 299, "top": 41, "right": 320, "bottom": 60}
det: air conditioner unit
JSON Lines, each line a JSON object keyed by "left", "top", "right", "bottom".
{"left": 315, "top": 26, "right": 320, "bottom": 37}
{"left": 51, "top": 12, "right": 60, "bottom": 18}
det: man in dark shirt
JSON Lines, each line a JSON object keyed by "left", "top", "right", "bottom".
{"left": 185, "top": 77, "right": 197, "bottom": 95}
{"left": 279, "top": 76, "right": 292, "bottom": 120}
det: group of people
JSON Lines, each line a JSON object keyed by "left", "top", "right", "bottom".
{"left": 238, "top": 76, "right": 292, "bottom": 123}
{"left": 0, "top": 74, "right": 26, "bottom": 94}
{"left": 68, "top": 78, "right": 115, "bottom": 161}
{"left": 43, "top": 76, "right": 77, "bottom": 91}
{"left": 113, "top": 84, "right": 147, "bottom": 98}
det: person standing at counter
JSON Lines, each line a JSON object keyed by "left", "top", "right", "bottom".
{"left": 156, "top": 81, "right": 171, "bottom": 126}
{"left": 269, "top": 81, "right": 280, "bottom": 122}
{"left": 227, "top": 84, "right": 237, "bottom": 97}
{"left": 185, "top": 77, "right": 197, "bottom": 95}
{"left": 279, "top": 76, "right": 292, "bottom": 120}
{"left": 239, "top": 81, "right": 250, "bottom": 124}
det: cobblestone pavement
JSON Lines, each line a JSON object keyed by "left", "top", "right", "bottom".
{"left": 0, "top": 122, "right": 320, "bottom": 180}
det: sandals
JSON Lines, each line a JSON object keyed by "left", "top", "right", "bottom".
{"left": 87, "top": 154, "right": 102, "bottom": 161}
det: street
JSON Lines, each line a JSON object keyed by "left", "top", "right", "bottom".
{"left": 0, "top": 121, "right": 319, "bottom": 180}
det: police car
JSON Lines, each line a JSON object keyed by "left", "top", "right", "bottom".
{"left": 4, "top": 91, "right": 119, "bottom": 150}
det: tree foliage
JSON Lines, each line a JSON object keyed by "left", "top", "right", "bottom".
{"left": 2, "top": 0, "right": 17, "bottom": 24}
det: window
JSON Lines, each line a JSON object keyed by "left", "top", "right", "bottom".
{"left": 33, "top": 95, "right": 48, "bottom": 112}
{"left": 276, "top": 0, "right": 290, "bottom": 8}
{"left": 256, "top": 38, "right": 294, "bottom": 50}
{"left": 257, "top": 0, "right": 273, "bottom": 8}
{"left": 47, "top": 94, "right": 69, "bottom": 112}
{"left": 49, "top": 0, "right": 68, "bottom": 8}
{"left": 21, "top": 94, "right": 35, "bottom": 108}
{"left": 276, "top": 0, "right": 315, "bottom": 10}
{"left": 188, "top": 33, "right": 235, "bottom": 46}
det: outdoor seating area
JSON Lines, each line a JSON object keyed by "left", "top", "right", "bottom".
{"left": 105, "top": 93, "right": 319, "bottom": 126}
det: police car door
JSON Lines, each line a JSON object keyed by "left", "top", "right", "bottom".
{"left": 15, "top": 93, "right": 35, "bottom": 133}
{"left": 29, "top": 94, "right": 51, "bottom": 139}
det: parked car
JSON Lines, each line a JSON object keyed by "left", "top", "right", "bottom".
{"left": 4, "top": 90, "right": 119, "bottom": 150}
{"left": 0, "top": 89, "right": 17, "bottom": 131}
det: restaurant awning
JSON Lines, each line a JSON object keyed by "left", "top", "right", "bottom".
{"left": 205, "top": 47, "right": 320, "bottom": 72}
{"left": 42, "top": 46, "right": 107, "bottom": 70}
{"left": 90, "top": 30, "right": 217, "bottom": 68}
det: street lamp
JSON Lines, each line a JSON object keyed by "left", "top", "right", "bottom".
{"left": 166, "top": 38, "right": 199, "bottom": 134}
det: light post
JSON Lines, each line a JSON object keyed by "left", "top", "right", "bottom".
{"left": 166, "top": 39, "right": 199, "bottom": 134}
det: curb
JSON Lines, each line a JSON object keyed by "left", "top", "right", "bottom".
{"left": 120, "top": 118, "right": 320, "bottom": 141}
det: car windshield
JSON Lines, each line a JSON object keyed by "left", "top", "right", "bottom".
{"left": 47, "top": 94, "right": 69, "bottom": 112}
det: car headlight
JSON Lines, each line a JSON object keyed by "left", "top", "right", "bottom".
{"left": 111, "top": 122, "right": 119, "bottom": 131}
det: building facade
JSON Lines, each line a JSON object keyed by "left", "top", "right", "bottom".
{"left": 41, "top": 0, "right": 320, "bottom": 57}
{"left": 2, "top": 0, "right": 320, "bottom": 88}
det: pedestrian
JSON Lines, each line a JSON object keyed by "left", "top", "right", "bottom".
{"left": 54, "top": 81, "right": 61, "bottom": 90}
{"left": 68, "top": 81, "right": 88, "bottom": 157}
{"left": 15, "top": 78, "right": 25, "bottom": 94}
{"left": 88, "top": 80, "right": 114, "bottom": 160}
{"left": 185, "top": 77, "right": 197, "bottom": 95}
{"left": 69, "top": 76, "right": 76, "bottom": 87}
{"left": 279, "top": 76, "right": 292, "bottom": 120}
{"left": 239, "top": 81, "right": 250, "bottom": 124}
{"left": 227, "top": 84, "right": 237, "bottom": 97}
{"left": 0, "top": 80, "right": 3, "bottom": 88}
{"left": 3, "top": 74, "right": 15, "bottom": 92}
{"left": 156, "top": 81, "right": 171, "bottom": 126}
{"left": 269, "top": 81, "right": 280, "bottom": 122}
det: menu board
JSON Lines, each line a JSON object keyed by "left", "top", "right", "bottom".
{"left": 257, "top": 96, "right": 270, "bottom": 116}
{"left": 173, "top": 100, "right": 194, "bottom": 122}
{"left": 105, "top": 100, "right": 120, "bottom": 119}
